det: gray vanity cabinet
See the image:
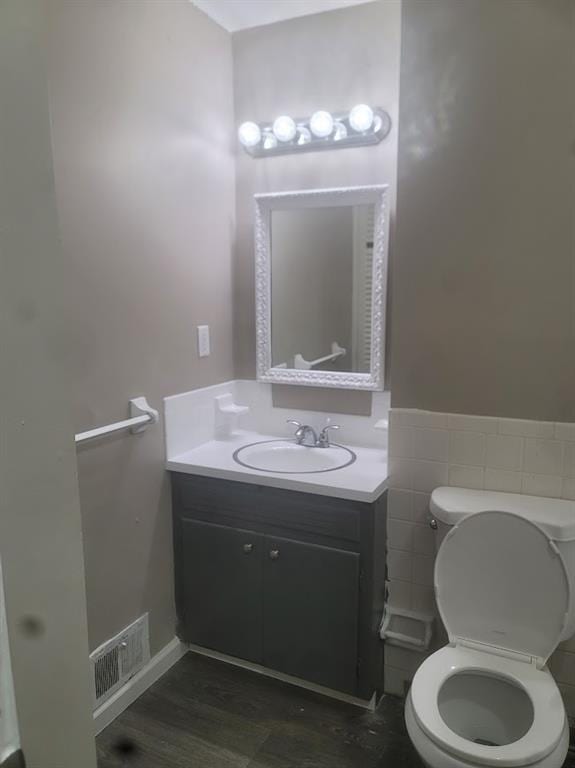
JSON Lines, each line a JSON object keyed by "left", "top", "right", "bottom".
{"left": 263, "top": 535, "right": 360, "bottom": 694}
{"left": 180, "top": 519, "right": 264, "bottom": 663}
{"left": 171, "top": 473, "right": 387, "bottom": 699}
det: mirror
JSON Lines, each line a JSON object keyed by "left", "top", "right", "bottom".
{"left": 255, "top": 185, "right": 389, "bottom": 390}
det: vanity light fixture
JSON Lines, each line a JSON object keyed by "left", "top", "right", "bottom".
{"left": 333, "top": 121, "right": 348, "bottom": 141}
{"left": 262, "top": 131, "right": 278, "bottom": 150}
{"left": 238, "top": 104, "right": 391, "bottom": 158}
{"left": 237, "top": 121, "right": 261, "bottom": 148}
{"left": 309, "top": 110, "right": 334, "bottom": 138}
{"left": 272, "top": 115, "right": 297, "bottom": 142}
{"left": 349, "top": 103, "right": 374, "bottom": 132}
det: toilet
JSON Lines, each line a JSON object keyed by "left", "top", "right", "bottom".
{"left": 404, "top": 487, "right": 575, "bottom": 768}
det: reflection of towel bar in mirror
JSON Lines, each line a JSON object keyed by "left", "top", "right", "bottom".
{"left": 294, "top": 342, "right": 346, "bottom": 371}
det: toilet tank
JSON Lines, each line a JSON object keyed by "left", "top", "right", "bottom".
{"left": 429, "top": 487, "right": 575, "bottom": 641}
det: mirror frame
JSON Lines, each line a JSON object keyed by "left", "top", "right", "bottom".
{"left": 255, "top": 184, "right": 389, "bottom": 390}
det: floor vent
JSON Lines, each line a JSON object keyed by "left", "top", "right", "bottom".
{"left": 90, "top": 614, "right": 150, "bottom": 709}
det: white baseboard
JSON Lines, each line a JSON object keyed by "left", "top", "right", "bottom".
{"left": 188, "top": 644, "right": 377, "bottom": 712}
{"left": 94, "top": 637, "right": 186, "bottom": 735}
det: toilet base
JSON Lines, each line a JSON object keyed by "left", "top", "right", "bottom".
{"left": 405, "top": 691, "right": 569, "bottom": 768}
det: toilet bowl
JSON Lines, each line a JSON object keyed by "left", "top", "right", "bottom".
{"left": 403, "top": 492, "right": 575, "bottom": 768}
{"left": 405, "top": 646, "right": 569, "bottom": 768}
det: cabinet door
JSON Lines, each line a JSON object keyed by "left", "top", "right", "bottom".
{"left": 263, "top": 536, "right": 360, "bottom": 694}
{"left": 181, "top": 519, "right": 263, "bottom": 663}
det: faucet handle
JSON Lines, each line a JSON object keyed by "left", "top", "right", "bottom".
{"left": 286, "top": 419, "right": 302, "bottom": 431}
{"left": 318, "top": 424, "right": 340, "bottom": 447}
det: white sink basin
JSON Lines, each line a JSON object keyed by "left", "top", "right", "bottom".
{"left": 232, "top": 439, "right": 356, "bottom": 474}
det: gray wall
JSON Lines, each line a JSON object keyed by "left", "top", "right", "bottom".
{"left": 0, "top": 1, "right": 96, "bottom": 764}
{"left": 391, "top": 0, "right": 575, "bottom": 422}
{"left": 233, "top": 0, "right": 402, "bottom": 413}
{"left": 48, "top": 0, "right": 236, "bottom": 654}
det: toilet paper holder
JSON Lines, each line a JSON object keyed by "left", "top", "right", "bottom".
{"left": 380, "top": 604, "right": 434, "bottom": 651}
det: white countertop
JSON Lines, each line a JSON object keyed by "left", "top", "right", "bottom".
{"left": 166, "top": 430, "right": 388, "bottom": 503}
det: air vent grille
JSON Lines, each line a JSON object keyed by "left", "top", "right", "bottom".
{"left": 94, "top": 646, "right": 119, "bottom": 700}
{"left": 90, "top": 614, "right": 150, "bottom": 709}
{"left": 121, "top": 626, "right": 145, "bottom": 676}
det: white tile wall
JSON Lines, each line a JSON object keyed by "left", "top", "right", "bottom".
{"left": 564, "top": 443, "right": 575, "bottom": 477}
{"left": 485, "top": 434, "right": 523, "bottom": 471}
{"left": 523, "top": 438, "right": 564, "bottom": 476}
{"left": 484, "top": 468, "right": 522, "bottom": 493}
{"left": 448, "top": 431, "right": 486, "bottom": 466}
{"left": 564, "top": 479, "right": 575, "bottom": 501}
{"left": 385, "top": 407, "right": 575, "bottom": 714}
{"left": 412, "top": 428, "right": 449, "bottom": 462}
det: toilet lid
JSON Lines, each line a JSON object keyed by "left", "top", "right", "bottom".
{"left": 435, "top": 510, "right": 570, "bottom": 665}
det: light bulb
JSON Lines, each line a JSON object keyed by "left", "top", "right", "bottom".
{"left": 297, "top": 126, "right": 311, "bottom": 146}
{"left": 349, "top": 104, "right": 374, "bottom": 133}
{"left": 310, "top": 110, "right": 334, "bottom": 138}
{"left": 333, "top": 121, "right": 348, "bottom": 141}
{"left": 238, "top": 121, "right": 261, "bottom": 148}
{"left": 272, "top": 115, "right": 296, "bottom": 142}
{"left": 262, "top": 131, "right": 278, "bottom": 150}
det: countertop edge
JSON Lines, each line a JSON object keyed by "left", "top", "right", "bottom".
{"left": 166, "top": 460, "right": 388, "bottom": 504}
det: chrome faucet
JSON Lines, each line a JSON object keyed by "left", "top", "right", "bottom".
{"left": 318, "top": 424, "right": 340, "bottom": 448}
{"left": 286, "top": 420, "right": 341, "bottom": 448}
{"left": 286, "top": 420, "right": 318, "bottom": 447}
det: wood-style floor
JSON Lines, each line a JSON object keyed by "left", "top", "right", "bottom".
{"left": 97, "top": 652, "right": 575, "bottom": 768}
{"left": 97, "top": 652, "right": 422, "bottom": 767}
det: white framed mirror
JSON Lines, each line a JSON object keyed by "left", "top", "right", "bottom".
{"left": 255, "top": 184, "right": 389, "bottom": 390}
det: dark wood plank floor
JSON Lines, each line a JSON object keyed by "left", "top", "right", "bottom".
{"left": 97, "top": 652, "right": 575, "bottom": 768}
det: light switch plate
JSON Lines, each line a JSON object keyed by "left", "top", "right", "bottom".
{"left": 197, "top": 325, "right": 210, "bottom": 357}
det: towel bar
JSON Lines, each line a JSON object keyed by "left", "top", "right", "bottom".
{"left": 75, "top": 397, "right": 159, "bottom": 445}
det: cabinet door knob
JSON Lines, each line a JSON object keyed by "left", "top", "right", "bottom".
{"left": 269, "top": 549, "right": 280, "bottom": 560}
{"left": 243, "top": 543, "right": 254, "bottom": 553}
{"left": 429, "top": 517, "right": 438, "bottom": 530}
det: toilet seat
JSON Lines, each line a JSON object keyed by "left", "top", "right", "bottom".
{"left": 434, "top": 510, "right": 570, "bottom": 665}
{"left": 410, "top": 645, "right": 566, "bottom": 767}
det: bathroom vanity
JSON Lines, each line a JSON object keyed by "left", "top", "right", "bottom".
{"left": 166, "top": 182, "right": 390, "bottom": 701}
{"left": 170, "top": 470, "right": 387, "bottom": 700}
